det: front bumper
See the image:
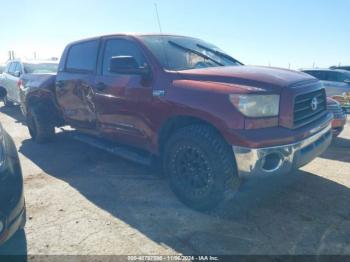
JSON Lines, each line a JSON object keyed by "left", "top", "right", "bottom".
{"left": 233, "top": 124, "right": 332, "bottom": 178}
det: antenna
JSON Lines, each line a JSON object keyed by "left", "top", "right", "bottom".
{"left": 154, "top": 3, "right": 163, "bottom": 34}
{"left": 153, "top": 3, "right": 169, "bottom": 68}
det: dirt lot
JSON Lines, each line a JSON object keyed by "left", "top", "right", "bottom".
{"left": 0, "top": 105, "right": 349, "bottom": 256}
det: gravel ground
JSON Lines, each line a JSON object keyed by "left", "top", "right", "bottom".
{"left": 0, "top": 105, "right": 349, "bottom": 256}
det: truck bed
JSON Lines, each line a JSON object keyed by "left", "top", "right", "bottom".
{"left": 21, "top": 73, "right": 57, "bottom": 92}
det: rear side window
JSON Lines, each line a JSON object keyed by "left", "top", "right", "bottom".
{"left": 66, "top": 40, "right": 99, "bottom": 72}
{"left": 14, "top": 63, "right": 22, "bottom": 73}
{"left": 8, "top": 63, "right": 16, "bottom": 74}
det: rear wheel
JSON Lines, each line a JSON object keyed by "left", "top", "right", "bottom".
{"left": 163, "top": 125, "right": 240, "bottom": 211}
{"left": 3, "top": 96, "right": 13, "bottom": 107}
{"left": 26, "top": 107, "right": 55, "bottom": 143}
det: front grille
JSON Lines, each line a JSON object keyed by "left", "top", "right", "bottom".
{"left": 293, "top": 89, "right": 327, "bottom": 127}
{"left": 328, "top": 104, "right": 346, "bottom": 119}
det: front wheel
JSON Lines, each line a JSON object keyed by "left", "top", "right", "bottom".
{"left": 163, "top": 125, "right": 240, "bottom": 211}
{"left": 26, "top": 107, "right": 55, "bottom": 143}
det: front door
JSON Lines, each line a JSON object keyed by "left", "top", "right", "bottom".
{"left": 55, "top": 40, "right": 100, "bottom": 129}
{"left": 94, "top": 37, "right": 154, "bottom": 149}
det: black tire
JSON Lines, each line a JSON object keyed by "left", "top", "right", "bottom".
{"left": 26, "top": 107, "right": 55, "bottom": 143}
{"left": 163, "top": 125, "right": 240, "bottom": 211}
{"left": 3, "top": 96, "right": 13, "bottom": 107}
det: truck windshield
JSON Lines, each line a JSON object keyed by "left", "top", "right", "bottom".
{"left": 140, "top": 36, "right": 242, "bottom": 71}
{"left": 24, "top": 63, "right": 58, "bottom": 74}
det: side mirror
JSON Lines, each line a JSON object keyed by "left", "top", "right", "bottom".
{"left": 109, "top": 56, "right": 149, "bottom": 75}
{"left": 14, "top": 71, "right": 21, "bottom": 77}
{"left": 344, "top": 79, "right": 350, "bottom": 84}
{"left": 0, "top": 87, "right": 7, "bottom": 99}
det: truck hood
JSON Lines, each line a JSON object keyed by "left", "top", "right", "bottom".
{"left": 175, "top": 66, "right": 317, "bottom": 94}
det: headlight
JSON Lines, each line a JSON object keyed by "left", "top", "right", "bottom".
{"left": 229, "top": 94, "right": 280, "bottom": 117}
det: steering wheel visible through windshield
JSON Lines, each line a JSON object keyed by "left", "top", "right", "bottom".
{"left": 140, "top": 35, "right": 243, "bottom": 71}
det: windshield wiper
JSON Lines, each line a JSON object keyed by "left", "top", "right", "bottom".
{"left": 196, "top": 44, "right": 243, "bottom": 65}
{"left": 168, "top": 41, "right": 223, "bottom": 66}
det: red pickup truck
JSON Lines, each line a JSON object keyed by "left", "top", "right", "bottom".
{"left": 16, "top": 34, "right": 333, "bottom": 210}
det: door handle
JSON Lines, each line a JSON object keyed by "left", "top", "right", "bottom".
{"left": 56, "top": 81, "right": 64, "bottom": 88}
{"left": 96, "top": 82, "right": 107, "bottom": 91}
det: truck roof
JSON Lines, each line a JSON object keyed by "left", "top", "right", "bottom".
{"left": 66, "top": 33, "right": 199, "bottom": 46}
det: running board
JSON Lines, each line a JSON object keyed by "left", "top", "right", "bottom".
{"left": 67, "top": 131, "right": 152, "bottom": 166}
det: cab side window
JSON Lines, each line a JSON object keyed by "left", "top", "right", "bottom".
{"left": 8, "top": 63, "right": 17, "bottom": 75}
{"left": 66, "top": 40, "right": 99, "bottom": 73}
{"left": 102, "top": 39, "right": 147, "bottom": 76}
{"left": 14, "top": 63, "right": 22, "bottom": 74}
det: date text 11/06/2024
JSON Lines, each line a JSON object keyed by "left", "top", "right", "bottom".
{"left": 127, "top": 255, "right": 220, "bottom": 261}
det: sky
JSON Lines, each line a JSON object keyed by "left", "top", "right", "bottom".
{"left": 0, "top": 0, "right": 349, "bottom": 69}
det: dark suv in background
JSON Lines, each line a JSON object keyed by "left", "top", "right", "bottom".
{"left": 301, "top": 69, "right": 350, "bottom": 97}
{"left": 330, "top": 65, "right": 350, "bottom": 71}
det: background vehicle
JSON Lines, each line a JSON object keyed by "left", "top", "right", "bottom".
{"left": 332, "top": 94, "right": 350, "bottom": 114}
{"left": 0, "top": 89, "right": 26, "bottom": 244}
{"left": 0, "top": 60, "right": 58, "bottom": 107}
{"left": 301, "top": 69, "right": 350, "bottom": 97}
{"left": 22, "top": 34, "right": 332, "bottom": 211}
{"left": 327, "top": 97, "right": 347, "bottom": 137}
{"left": 330, "top": 65, "right": 350, "bottom": 71}
{"left": 0, "top": 65, "right": 4, "bottom": 74}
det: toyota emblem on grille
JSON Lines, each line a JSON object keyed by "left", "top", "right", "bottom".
{"left": 311, "top": 97, "right": 318, "bottom": 111}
